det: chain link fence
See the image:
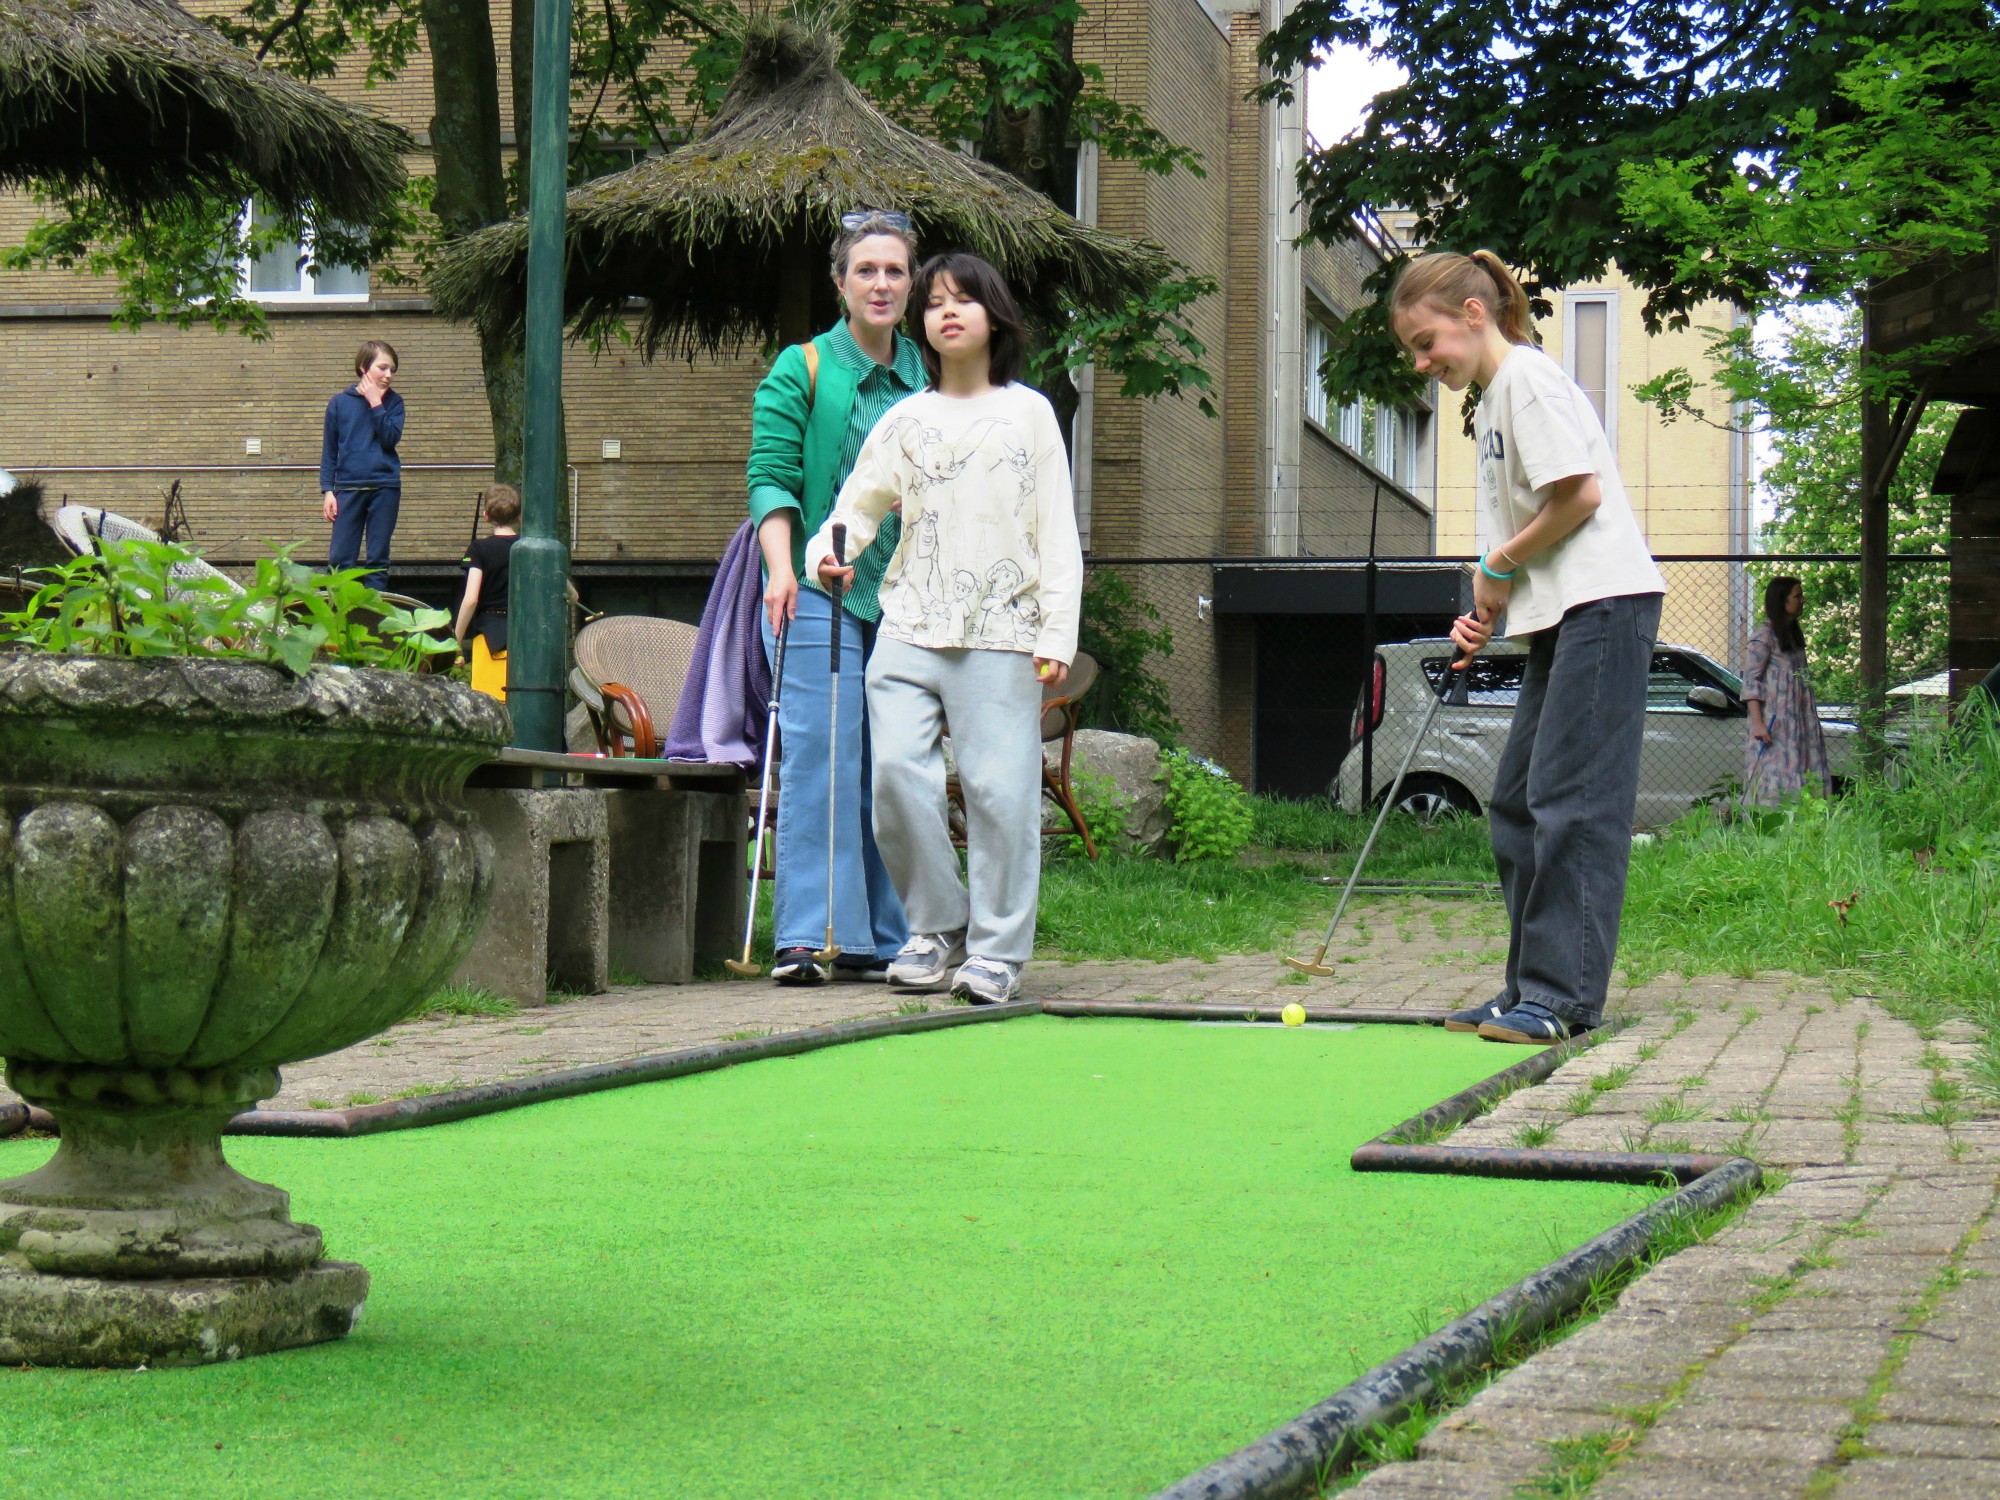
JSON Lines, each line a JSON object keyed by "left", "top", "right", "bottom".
{"left": 1078, "top": 554, "right": 1950, "bottom": 825}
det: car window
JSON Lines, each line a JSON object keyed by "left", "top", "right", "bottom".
{"left": 1648, "top": 653, "right": 1713, "bottom": 709}
{"left": 1422, "top": 655, "right": 1524, "bottom": 706}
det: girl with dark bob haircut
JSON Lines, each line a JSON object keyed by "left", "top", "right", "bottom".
{"left": 909, "top": 251, "right": 1027, "bottom": 387}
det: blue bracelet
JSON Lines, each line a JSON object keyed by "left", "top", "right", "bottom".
{"left": 1478, "top": 557, "right": 1517, "bottom": 582}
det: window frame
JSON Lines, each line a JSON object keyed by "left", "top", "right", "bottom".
{"left": 1561, "top": 290, "right": 1619, "bottom": 453}
{"left": 238, "top": 200, "right": 371, "bottom": 304}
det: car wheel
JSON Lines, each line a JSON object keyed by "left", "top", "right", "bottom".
{"left": 1389, "top": 774, "right": 1478, "bottom": 822}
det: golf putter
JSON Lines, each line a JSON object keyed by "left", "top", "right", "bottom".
{"left": 1287, "top": 658, "right": 1465, "bottom": 976}
{"left": 725, "top": 617, "right": 789, "bottom": 977}
{"left": 816, "top": 523, "right": 848, "bottom": 965}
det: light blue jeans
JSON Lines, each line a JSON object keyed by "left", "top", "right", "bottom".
{"left": 867, "top": 639, "right": 1044, "bottom": 964}
{"left": 761, "top": 587, "right": 907, "bottom": 961}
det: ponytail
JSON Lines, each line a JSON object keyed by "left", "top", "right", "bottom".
{"left": 1391, "top": 250, "right": 1533, "bottom": 344}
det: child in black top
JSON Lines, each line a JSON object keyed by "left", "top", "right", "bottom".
{"left": 454, "top": 484, "right": 520, "bottom": 702}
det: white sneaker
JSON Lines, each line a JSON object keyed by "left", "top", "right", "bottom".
{"left": 886, "top": 930, "right": 967, "bottom": 989}
{"left": 951, "top": 957, "right": 1022, "bottom": 1005}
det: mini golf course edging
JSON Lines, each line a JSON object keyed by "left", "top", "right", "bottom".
{"left": 0, "top": 999, "right": 1761, "bottom": 1500}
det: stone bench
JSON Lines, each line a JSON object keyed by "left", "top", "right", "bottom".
{"left": 453, "top": 750, "right": 747, "bottom": 1005}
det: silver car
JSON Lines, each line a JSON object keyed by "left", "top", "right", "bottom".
{"left": 1335, "top": 638, "right": 1862, "bottom": 829}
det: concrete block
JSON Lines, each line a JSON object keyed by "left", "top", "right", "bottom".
{"left": 455, "top": 789, "right": 609, "bottom": 1006}
{"left": 604, "top": 786, "right": 746, "bottom": 984}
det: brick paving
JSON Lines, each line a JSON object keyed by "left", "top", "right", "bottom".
{"left": 6, "top": 893, "right": 1993, "bottom": 1498}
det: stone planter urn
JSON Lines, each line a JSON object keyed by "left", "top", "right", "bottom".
{"left": 0, "top": 656, "right": 506, "bottom": 1367}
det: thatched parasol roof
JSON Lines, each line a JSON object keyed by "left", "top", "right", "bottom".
{"left": 0, "top": 0, "right": 410, "bottom": 223}
{"left": 429, "top": 16, "right": 1172, "bottom": 357}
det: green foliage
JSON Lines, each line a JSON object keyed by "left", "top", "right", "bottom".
{"left": 1076, "top": 567, "right": 1179, "bottom": 744}
{"left": 0, "top": 538, "right": 456, "bottom": 674}
{"left": 1621, "top": 701, "right": 2000, "bottom": 1077}
{"left": 1050, "top": 765, "right": 1132, "bottom": 861}
{"left": 1256, "top": 0, "right": 1989, "bottom": 406}
{"left": 1620, "top": 0, "right": 2000, "bottom": 346}
{"left": 1160, "top": 749, "right": 1254, "bottom": 862}
{"left": 1747, "top": 308, "right": 1955, "bottom": 704}
{"left": 835, "top": 0, "right": 1203, "bottom": 178}
{"left": 1032, "top": 274, "right": 1220, "bottom": 416}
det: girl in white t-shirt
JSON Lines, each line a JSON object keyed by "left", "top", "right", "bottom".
{"left": 811, "top": 252, "right": 1083, "bottom": 1006}
{"left": 1391, "top": 250, "right": 1666, "bottom": 1045}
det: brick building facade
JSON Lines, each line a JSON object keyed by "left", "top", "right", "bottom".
{"left": 0, "top": 0, "right": 1416, "bottom": 786}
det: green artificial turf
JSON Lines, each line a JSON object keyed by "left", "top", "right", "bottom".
{"left": 0, "top": 1018, "right": 1660, "bottom": 1499}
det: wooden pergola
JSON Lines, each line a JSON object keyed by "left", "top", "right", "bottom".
{"left": 1866, "top": 249, "right": 2000, "bottom": 702}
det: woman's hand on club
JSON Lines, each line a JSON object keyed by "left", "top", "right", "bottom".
{"left": 817, "top": 556, "right": 855, "bottom": 594}
{"left": 764, "top": 568, "right": 798, "bottom": 633}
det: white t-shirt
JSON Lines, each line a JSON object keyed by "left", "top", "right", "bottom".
{"left": 1477, "top": 345, "right": 1666, "bottom": 637}
{"left": 806, "top": 383, "right": 1084, "bottom": 665}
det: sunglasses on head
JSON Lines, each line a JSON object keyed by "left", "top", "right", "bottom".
{"left": 841, "top": 209, "right": 912, "bottom": 232}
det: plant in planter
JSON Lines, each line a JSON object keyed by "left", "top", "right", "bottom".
{"left": 0, "top": 540, "right": 507, "bottom": 1367}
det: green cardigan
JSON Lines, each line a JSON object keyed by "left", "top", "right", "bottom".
{"left": 745, "top": 325, "right": 921, "bottom": 621}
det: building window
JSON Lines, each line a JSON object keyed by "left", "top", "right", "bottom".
{"left": 1563, "top": 292, "right": 1617, "bottom": 448}
{"left": 241, "top": 200, "right": 369, "bottom": 300}
{"left": 1304, "top": 316, "right": 1331, "bottom": 429}
{"left": 1338, "top": 396, "right": 1365, "bottom": 453}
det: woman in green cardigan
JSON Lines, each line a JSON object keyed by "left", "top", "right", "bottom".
{"left": 745, "top": 211, "right": 924, "bottom": 984}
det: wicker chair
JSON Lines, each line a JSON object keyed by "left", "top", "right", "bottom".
{"left": 571, "top": 615, "right": 700, "bottom": 758}
{"left": 53, "top": 505, "right": 244, "bottom": 598}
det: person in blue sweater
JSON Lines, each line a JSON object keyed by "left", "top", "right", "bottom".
{"left": 321, "top": 340, "right": 405, "bottom": 590}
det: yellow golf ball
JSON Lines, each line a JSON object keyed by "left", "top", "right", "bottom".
{"left": 1281, "top": 1003, "right": 1307, "bottom": 1028}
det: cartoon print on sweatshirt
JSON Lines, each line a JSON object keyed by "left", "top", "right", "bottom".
{"left": 977, "top": 558, "right": 1037, "bottom": 648}
{"left": 904, "top": 507, "right": 947, "bottom": 618}
{"left": 995, "top": 442, "right": 1038, "bottom": 561}
{"left": 947, "top": 570, "right": 979, "bottom": 638}
{"left": 890, "top": 415, "right": 1008, "bottom": 494}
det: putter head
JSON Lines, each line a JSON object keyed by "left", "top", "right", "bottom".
{"left": 722, "top": 959, "right": 761, "bottom": 978}
{"left": 815, "top": 944, "right": 843, "bottom": 963}
{"left": 1284, "top": 956, "right": 1336, "bottom": 977}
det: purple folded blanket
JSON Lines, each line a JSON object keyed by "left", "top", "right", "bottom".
{"left": 665, "top": 518, "right": 772, "bottom": 767}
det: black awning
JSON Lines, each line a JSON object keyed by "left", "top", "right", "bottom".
{"left": 1210, "top": 561, "right": 1468, "bottom": 616}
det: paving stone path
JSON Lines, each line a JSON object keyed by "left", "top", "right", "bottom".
{"left": 8, "top": 895, "right": 1992, "bottom": 1498}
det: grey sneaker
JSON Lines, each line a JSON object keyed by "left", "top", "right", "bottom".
{"left": 951, "top": 957, "right": 1022, "bottom": 1005}
{"left": 887, "top": 930, "right": 967, "bottom": 989}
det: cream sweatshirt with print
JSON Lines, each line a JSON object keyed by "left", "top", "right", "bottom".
{"left": 807, "top": 383, "right": 1084, "bottom": 666}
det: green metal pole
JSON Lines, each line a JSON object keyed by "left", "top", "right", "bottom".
{"left": 507, "top": 0, "right": 573, "bottom": 751}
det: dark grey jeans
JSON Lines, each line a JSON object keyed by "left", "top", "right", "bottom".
{"left": 1489, "top": 592, "right": 1664, "bottom": 1029}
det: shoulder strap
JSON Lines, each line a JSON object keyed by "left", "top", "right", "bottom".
{"left": 800, "top": 340, "right": 819, "bottom": 411}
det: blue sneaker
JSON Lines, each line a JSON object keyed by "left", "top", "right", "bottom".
{"left": 1478, "top": 1002, "right": 1578, "bottom": 1045}
{"left": 1445, "top": 994, "right": 1512, "bottom": 1033}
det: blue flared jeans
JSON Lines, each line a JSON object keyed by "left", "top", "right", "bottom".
{"left": 761, "top": 586, "right": 907, "bottom": 960}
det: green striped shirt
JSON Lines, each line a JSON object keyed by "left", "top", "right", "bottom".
{"left": 826, "top": 320, "right": 924, "bottom": 620}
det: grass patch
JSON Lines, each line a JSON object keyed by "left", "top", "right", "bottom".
{"left": 410, "top": 983, "right": 516, "bottom": 1020}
